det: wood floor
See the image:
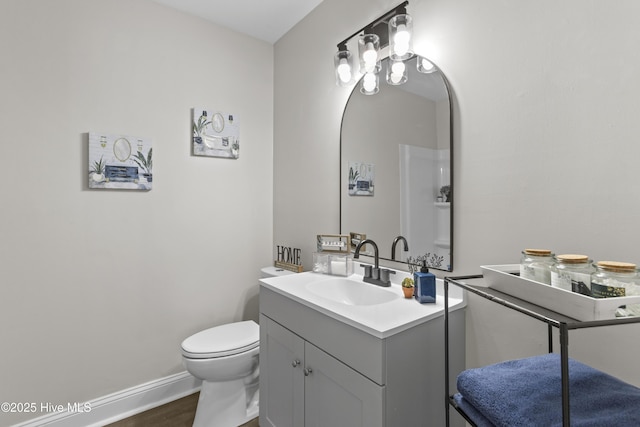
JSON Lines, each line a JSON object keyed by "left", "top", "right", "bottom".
{"left": 105, "top": 392, "right": 259, "bottom": 427}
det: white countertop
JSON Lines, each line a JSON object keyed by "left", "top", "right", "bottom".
{"left": 260, "top": 269, "right": 466, "bottom": 338}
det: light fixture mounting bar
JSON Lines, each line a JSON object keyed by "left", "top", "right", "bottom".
{"left": 336, "top": 1, "right": 409, "bottom": 51}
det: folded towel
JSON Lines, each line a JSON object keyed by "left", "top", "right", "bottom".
{"left": 457, "top": 353, "right": 640, "bottom": 426}
{"left": 452, "top": 393, "right": 494, "bottom": 427}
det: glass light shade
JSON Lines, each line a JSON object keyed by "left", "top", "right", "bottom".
{"left": 334, "top": 50, "right": 355, "bottom": 86}
{"left": 417, "top": 56, "right": 436, "bottom": 74}
{"left": 389, "top": 14, "right": 413, "bottom": 60}
{"left": 358, "top": 34, "right": 380, "bottom": 74}
{"left": 386, "top": 59, "right": 408, "bottom": 85}
{"left": 360, "top": 71, "right": 379, "bottom": 95}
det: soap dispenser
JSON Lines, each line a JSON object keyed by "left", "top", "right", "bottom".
{"left": 414, "top": 261, "right": 436, "bottom": 304}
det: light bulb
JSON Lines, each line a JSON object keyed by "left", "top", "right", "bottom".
{"left": 389, "top": 14, "right": 413, "bottom": 60}
{"left": 421, "top": 58, "right": 434, "bottom": 71}
{"left": 362, "top": 72, "right": 378, "bottom": 94}
{"left": 363, "top": 79, "right": 376, "bottom": 92}
{"left": 363, "top": 72, "right": 376, "bottom": 84}
{"left": 394, "top": 24, "right": 410, "bottom": 45}
{"left": 334, "top": 50, "right": 354, "bottom": 86}
{"left": 337, "top": 58, "right": 352, "bottom": 83}
{"left": 337, "top": 58, "right": 350, "bottom": 75}
{"left": 391, "top": 61, "right": 405, "bottom": 74}
{"left": 417, "top": 57, "right": 436, "bottom": 74}
{"left": 339, "top": 70, "right": 352, "bottom": 84}
{"left": 362, "top": 42, "right": 378, "bottom": 69}
{"left": 390, "top": 73, "right": 403, "bottom": 84}
{"left": 395, "top": 42, "right": 409, "bottom": 57}
{"left": 359, "top": 34, "right": 380, "bottom": 73}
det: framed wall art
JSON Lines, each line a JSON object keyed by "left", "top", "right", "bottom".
{"left": 88, "top": 132, "right": 153, "bottom": 191}
{"left": 192, "top": 108, "right": 239, "bottom": 159}
{"left": 348, "top": 161, "right": 375, "bottom": 196}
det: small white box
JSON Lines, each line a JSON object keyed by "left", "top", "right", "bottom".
{"left": 481, "top": 264, "right": 640, "bottom": 321}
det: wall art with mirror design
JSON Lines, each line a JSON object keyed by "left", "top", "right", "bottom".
{"left": 192, "top": 108, "right": 240, "bottom": 159}
{"left": 340, "top": 55, "right": 453, "bottom": 271}
{"left": 348, "top": 161, "right": 375, "bottom": 196}
{"left": 88, "top": 132, "right": 153, "bottom": 191}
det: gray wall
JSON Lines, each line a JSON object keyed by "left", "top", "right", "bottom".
{"left": 0, "top": 1, "right": 273, "bottom": 425}
{"left": 275, "top": 0, "right": 640, "bottom": 388}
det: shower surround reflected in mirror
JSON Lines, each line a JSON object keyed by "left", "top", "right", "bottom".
{"left": 340, "top": 55, "right": 453, "bottom": 271}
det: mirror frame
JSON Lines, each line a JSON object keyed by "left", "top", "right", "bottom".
{"left": 339, "top": 54, "right": 454, "bottom": 272}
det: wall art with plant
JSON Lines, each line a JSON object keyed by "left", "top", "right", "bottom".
{"left": 348, "top": 161, "right": 375, "bottom": 196}
{"left": 192, "top": 108, "right": 239, "bottom": 159}
{"left": 88, "top": 132, "right": 153, "bottom": 191}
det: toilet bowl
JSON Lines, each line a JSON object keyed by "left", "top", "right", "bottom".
{"left": 181, "top": 267, "right": 294, "bottom": 426}
{"left": 182, "top": 320, "right": 260, "bottom": 427}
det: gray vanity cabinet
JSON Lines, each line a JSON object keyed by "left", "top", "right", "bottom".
{"left": 259, "top": 285, "right": 465, "bottom": 427}
{"left": 260, "top": 315, "right": 383, "bottom": 427}
{"left": 259, "top": 316, "right": 305, "bottom": 427}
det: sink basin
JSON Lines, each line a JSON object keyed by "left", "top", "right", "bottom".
{"left": 260, "top": 271, "right": 466, "bottom": 338}
{"left": 305, "top": 278, "right": 399, "bottom": 306}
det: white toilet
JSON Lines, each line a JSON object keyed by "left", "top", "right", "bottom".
{"left": 181, "top": 267, "right": 294, "bottom": 427}
{"left": 182, "top": 320, "right": 260, "bottom": 427}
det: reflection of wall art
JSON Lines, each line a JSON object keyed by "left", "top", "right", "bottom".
{"left": 192, "top": 108, "right": 239, "bottom": 159}
{"left": 89, "top": 132, "right": 152, "bottom": 191}
{"left": 348, "top": 161, "right": 375, "bottom": 196}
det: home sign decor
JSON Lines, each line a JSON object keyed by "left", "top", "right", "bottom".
{"left": 275, "top": 245, "right": 303, "bottom": 273}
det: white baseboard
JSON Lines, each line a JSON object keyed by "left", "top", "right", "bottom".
{"left": 12, "top": 371, "right": 201, "bottom": 427}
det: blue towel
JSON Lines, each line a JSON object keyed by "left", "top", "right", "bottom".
{"left": 452, "top": 393, "right": 494, "bottom": 427}
{"left": 457, "top": 353, "right": 640, "bottom": 426}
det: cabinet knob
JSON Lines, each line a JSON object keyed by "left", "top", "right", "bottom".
{"left": 304, "top": 368, "right": 313, "bottom": 376}
{"left": 292, "top": 359, "right": 301, "bottom": 368}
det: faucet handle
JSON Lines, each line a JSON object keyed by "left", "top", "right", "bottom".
{"left": 360, "top": 264, "right": 372, "bottom": 278}
{"left": 379, "top": 268, "right": 395, "bottom": 284}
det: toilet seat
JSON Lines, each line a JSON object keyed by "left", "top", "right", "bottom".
{"left": 181, "top": 320, "right": 259, "bottom": 359}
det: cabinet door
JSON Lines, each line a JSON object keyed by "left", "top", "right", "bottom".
{"left": 304, "top": 342, "right": 384, "bottom": 427}
{"left": 260, "top": 315, "right": 305, "bottom": 427}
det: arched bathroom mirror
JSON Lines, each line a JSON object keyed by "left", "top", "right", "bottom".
{"left": 340, "top": 55, "right": 453, "bottom": 271}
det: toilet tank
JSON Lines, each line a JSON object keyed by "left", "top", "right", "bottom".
{"left": 261, "top": 266, "right": 296, "bottom": 279}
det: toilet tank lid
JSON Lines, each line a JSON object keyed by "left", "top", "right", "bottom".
{"left": 261, "top": 266, "right": 296, "bottom": 278}
{"left": 181, "top": 320, "right": 259, "bottom": 356}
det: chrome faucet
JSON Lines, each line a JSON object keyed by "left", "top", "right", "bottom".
{"left": 354, "top": 239, "right": 394, "bottom": 287}
{"left": 391, "top": 236, "right": 409, "bottom": 260}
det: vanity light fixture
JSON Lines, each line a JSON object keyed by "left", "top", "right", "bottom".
{"left": 334, "top": 1, "right": 415, "bottom": 93}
